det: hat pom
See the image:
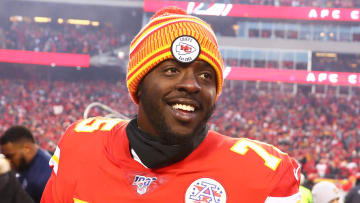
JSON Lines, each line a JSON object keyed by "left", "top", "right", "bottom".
{"left": 150, "top": 6, "right": 187, "bottom": 20}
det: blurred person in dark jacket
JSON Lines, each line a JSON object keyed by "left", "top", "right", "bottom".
{"left": 0, "top": 126, "right": 51, "bottom": 203}
{"left": 345, "top": 174, "right": 360, "bottom": 203}
{"left": 0, "top": 154, "right": 35, "bottom": 203}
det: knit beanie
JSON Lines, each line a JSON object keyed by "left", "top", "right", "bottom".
{"left": 312, "top": 181, "right": 340, "bottom": 203}
{"left": 126, "top": 6, "right": 224, "bottom": 104}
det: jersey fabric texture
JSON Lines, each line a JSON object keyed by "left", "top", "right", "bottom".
{"left": 41, "top": 117, "right": 301, "bottom": 203}
{"left": 19, "top": 148, "right": 52, "bottom": 202}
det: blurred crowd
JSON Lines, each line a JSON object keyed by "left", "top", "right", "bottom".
{"left": 0, "top": 21, "right": 131, "bottom": 55}
{"left": 0, "top": 78, "right": 136, "bottom": 153}
{"left": 171, "top": 0, "right": 360, "bottom": 8}
{"left": 1, "top": 71, "right": 360, "bottom": 185}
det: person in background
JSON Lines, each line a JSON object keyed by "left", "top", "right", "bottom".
{"left": 345, "top": 174, "right": 360, "bottom": 203}
{"left": 0, "top": 126, "right": 52, "bottom": 203}
{"left": 299, "top": 173, "right": 313, "bottom": 203}
{"left": 0, "top": 154, "right": 34, "bottom": 203}
{"left": 312, "top": 181, "right": 341, "bottom": 203}
{"left": 41, "top": 6, "right": 301, "bottom": 202}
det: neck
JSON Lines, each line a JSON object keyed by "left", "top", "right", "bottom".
{"left": 126, "top": 119, "right": 207, "bottom": 169}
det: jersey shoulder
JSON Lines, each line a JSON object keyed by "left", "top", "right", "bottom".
{"left": 227, "top": 137, "right": 299, "bottom": 173}
{"left": 57, "top": 117, "right": 129, "bottom": 152}
{"left": 49, "top": 117, "right": 130, "bottom": 175}
{"left": 230, "top": 137, "right": 290, "bottom": 158}
{"left": 228, "top": 137, "right": 301, "bottom": 196}
{"left": 69, "top": 117, "right": 129, "bottom": 135}
{"left": 206, "top": 133, "right": 301, "bottom": 198}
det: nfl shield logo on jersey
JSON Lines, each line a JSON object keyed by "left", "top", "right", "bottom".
{"left": 185, "top": 178, "right": 227, "bottom": 203}
{"left": 132, "top": 175, "right": 157, "bottom": 195}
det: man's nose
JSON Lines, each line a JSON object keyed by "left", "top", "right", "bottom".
{"left": 175, "top": 71, "right": 201, "bottom": 93}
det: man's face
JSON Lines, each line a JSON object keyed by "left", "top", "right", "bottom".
{"left": 137, "top": 59, "right": 217, "bottom": 145}
{"left": 1, "top": 142, "right": 28, "bottom": 172}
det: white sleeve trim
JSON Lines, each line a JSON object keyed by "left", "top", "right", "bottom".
{"left": 49, "top": 146, "right": 60, "bottom": 175}
{"left": 264, "top": 192, "right": 301, "bottom": 203}
{"left": 130, "top": 148, "right": 148, "bottom": 169}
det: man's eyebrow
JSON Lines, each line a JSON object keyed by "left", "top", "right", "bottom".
{"left": 198, "top": 60, "right": 213, "bottom": 68}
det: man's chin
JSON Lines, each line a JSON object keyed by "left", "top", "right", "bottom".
{"left": 158, "top": 124, "right": 205, "bottom": 145}
{"left": 157, "top": 130, "right": 195, "bottom": 145}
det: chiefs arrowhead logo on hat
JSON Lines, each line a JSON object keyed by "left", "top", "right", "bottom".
{"left": 171, "top": 35, "right": 200, "bottom": 63}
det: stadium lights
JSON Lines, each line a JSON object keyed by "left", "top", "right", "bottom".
{"left": 315, "top": 52, "right": 337, "bottom": 58}
{"left": 91, "top": 21, "right": 100, "bottom": 26}
{"left": 9, "top": 15, "right": 99, "bottom": 27}
{"left": 67, "top": 19, "right": 90, "bottom": 26}
{"left": 9, "top": 16, "right": 23, "bottom": 22}
{"left": 66, "top": 19, "right": 100, "bottom": 26}
{"left": 58, "top": 18, "right": 64, "bottom": 24}
{"left": 34, "top": 17, "right": 52, "bottom": 23}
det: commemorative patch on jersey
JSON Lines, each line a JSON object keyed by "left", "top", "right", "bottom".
{"left": 185, "top": 178, "right": 227, "bottom": 203}
{"left": 171, "top": 35, "right": 200, "bottom": 63}
{"left": 132, "top": 175, "right": 157, "bottom": 195}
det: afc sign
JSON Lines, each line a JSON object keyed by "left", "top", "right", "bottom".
{"left": 308, "top": 8, "right": 360, "bottom": 20}
{"left": 306, "top": 72, "right": 360, "bottom": 85}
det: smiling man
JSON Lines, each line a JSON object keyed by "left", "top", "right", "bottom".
{"left": 41, "top": 7, "right": 301, "bottom": 203}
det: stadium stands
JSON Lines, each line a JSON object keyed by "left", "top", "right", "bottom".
{"left": 0, "top": 21, "right": 132, "bottom": 55}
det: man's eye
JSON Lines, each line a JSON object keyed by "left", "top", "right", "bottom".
{"left": 164, "top": 67, "right": 178, "bottom": 74}
{"left": 199, "top": 73, "right": 212, "bottom": 80}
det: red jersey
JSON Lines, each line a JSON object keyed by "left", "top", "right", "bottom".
{"left": 41, "top": 117, "right": 300, "bottom": 203}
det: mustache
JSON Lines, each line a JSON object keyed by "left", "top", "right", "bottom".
{"left": 164, "top": 92, "right": 202, "bottom": 108}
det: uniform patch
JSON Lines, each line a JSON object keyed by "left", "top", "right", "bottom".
{"left": 171, "top": 35, "right": 200, "bottom": 63}
{"left": 185, "top": 178, "right": 226, "bottom": 203}
{"left": 132, "top": 175, "right": 157, "bottom": 195}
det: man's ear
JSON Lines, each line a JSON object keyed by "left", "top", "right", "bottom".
{"left": 137, "top": 89, "right": 141, "bottom": 99}
{"left": 22, "top": 143, "right": 32, "bottom": 153}
{"left": 136, "top": 82, "right": 143, "bottom": 100}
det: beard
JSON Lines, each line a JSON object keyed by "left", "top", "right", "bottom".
{"left": 140, "top": 93, "right": 215, "bottom": 145}
{"left": 16, "top": 155, "right": 29, "bottom": 172}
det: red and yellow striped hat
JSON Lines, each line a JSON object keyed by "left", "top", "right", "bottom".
{"left": 127, "top": 6, "right": 224, "bottom": 104}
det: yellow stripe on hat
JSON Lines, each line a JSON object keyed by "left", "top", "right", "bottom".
{"left": 132, "top": 14, "right": 215, "bottom": 45}
{"left": 128, "top": 43, "right": 172, "bottom": 78}
{"left": 127, "top": 50, "right": 173, "bottom": 90}
{"left": 130, "top": 17, "right": 216, "bottom": 55}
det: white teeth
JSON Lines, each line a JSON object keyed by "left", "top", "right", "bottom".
{"left": 172, "top": 103, "right": 195, "bottom": 112}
